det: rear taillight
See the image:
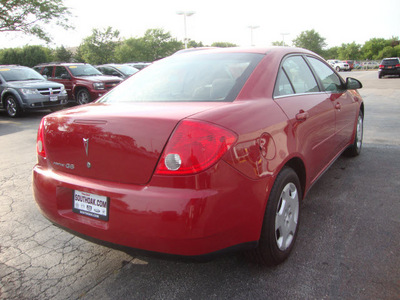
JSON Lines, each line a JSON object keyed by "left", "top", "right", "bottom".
{"left": 379, "top": 65, "right": 384, "bottom": 69}
{"left": 155, "top": 120, "right": 237, "bottom": 175}
{"left": 37, "top": 118, "right": 46, "bottom": 158}
{"left": 396, "top": 64, "right": 400, "bottom": 67}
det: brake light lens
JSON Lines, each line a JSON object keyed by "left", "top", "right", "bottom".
{"left": 379, "top": 65, "right": 384, "bottom": 69}
{"left": 155, "top": 120, "right": 237, "bottom": 175}
{"left": 396, "top": 64, "right": 400, "bottom": 67}
{"left": 37, "top": 118, "right": 46, "bottom": 157}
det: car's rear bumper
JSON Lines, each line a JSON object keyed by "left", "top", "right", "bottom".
{"left": 379, "top": 68, "right": 400, "bottom": 76}
{"left": 32, "top": 162, "right": 268, "bottom": 256}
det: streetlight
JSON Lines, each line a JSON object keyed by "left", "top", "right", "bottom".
{"left": 248, "top": 26, "right": 259, "bottom": 47}
{"left": 177, "top": 11, "right": 196, "bottom": 49}
{"left": 281, "top": 33, "right": 290, "bottom": 46}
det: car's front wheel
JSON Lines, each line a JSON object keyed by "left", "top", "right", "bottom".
{"left": 247, "top": 167, "right": 301, "bottom": 266}
{"left": 5, "top": 95, "right": 22, "bottom": 118}
{"left": 76, "top": 89, "right": 91, "bottom": 105}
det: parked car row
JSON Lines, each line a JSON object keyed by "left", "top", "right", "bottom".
{"left": 34, "top": 63, "right": 123, "bottom": 105}
{"left": 327, "top": 60, "right": 351, "bottom": 72}
{"left": 0, "top": 65, "right": 68, "bottom": 117}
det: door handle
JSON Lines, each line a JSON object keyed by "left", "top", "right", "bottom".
{"left": 296, "top": 110, "right": 309, "bottom": 121}
{"left": 335, "top": 103, "right": 341, "bottom": 110}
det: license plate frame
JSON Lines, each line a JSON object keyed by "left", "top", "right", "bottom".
{"left": 50, "top": 95, "right": 58, "bottom": 101}
{"left": 73, "top": 190, "right": 109, "bottom": 221}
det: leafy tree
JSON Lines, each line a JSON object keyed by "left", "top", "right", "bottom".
{"left": 323, "top": 46, "right": 339, "bottom": 60}
{"left": 140, "top": 28, "right": 183, "bottom": 61}
{"left": 272, "top": 41, "right": 286, "bottom": 46}
{"left": 114, "top": 37, "right": 146, "bottom": 63}
{"left": 361, "top": 38, "right": 388, "bottom": 60}
{"left": 0, "top": 45, "right": 51, "bottom": 66}
{"left": 292, "top": 29, "right": 326, "bottom": 55}
{"left": 211, "top": 42, "right": 238, "bottom": 47}
{"left": 0, "top": 0, "right": 73, "bottom": 42}
{"left": 79, "top": 27, "right": 120, "bottom": 65}
{"left": 337, "top": 42, "right": 362, "bottom": 60}
{"left": 53, "top": 45, "right": 73, "bottom": 62}
{"left": 73, "top": 45, "right": 85, "bottom": 63}
{"left": 187, "top": 40, "right": 204, "bottom": 48}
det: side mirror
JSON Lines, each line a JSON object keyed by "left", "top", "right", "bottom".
{"left": 42, "top": 75, "right": 48, "bottom": 79}
{"left": 345, "top": 77, "right": 362, "bottom": 90}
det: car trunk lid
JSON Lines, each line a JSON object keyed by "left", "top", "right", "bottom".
{"left": 42, "top": 102, "right": 225, "bottom": 185}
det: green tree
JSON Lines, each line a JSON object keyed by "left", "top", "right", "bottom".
{"left": 115, "top": 29, "right": 183, "bottom": 62}
{"left": 73, "top": 45, "right": 85, "bottom": 63}
{"left": 272, "top": 41, "right": 286, "bottom": 46}
{"left": 323, "top": 46, "right": 339, "bottom": 60}
{"left": 79, "top": 27, "right": 120, "bottom": 64}
{"left": 0, "top": 0, "right": 73, "bottom": 42}
{"left": 211, "top": 42, "right": 238, "bottom": 47}
{"left": 292, "top": 29, "right": 326, "bottom": 55}
{"left": 0, "top": 45, "right": 51, "bottom": 66}
{"left": 114, "top": 37, "right": 146, "bottom": 63}
{"left": 0, "top": 48, "right": 23, "bottom": 65}
{"left": 361, "top": 38, "right": 388, "bottom": 60}
{"left": 337, "top": 42, "right": 362, "bottom": 60}
{"left": 140, "top": 28, "right": 183, "bottom": 61}
{"left": 53, "top": 45, "right": 73, "bottom": 62}
{"left": 187, "top": 40, "right": 204, "bottom": 48}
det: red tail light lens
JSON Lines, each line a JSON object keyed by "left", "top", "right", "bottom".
{"left": 379, "top": 65, "right": 384, "bottom": 69}
{"left": 155, "top": 120, "right": 237, "bottom": 175}
{"left": 396, "top": 64, "right": 400, "bottom": 67}
{"left": 37, "top": 118, "right": 46, "bottom": 158}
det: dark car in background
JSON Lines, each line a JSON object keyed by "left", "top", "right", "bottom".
{"left": 124, "top": 62, "right": 151, "bottom": 70}
{"left": 96, "top": 64, "right": 139, "bottom": 79}
{"left": 0, "top": 65, "right": 68, "bottom": 117}
{"left": 34, "top": 63, "right": 123, "bottom": 105}
{"left": 378, "top": 57, "right": 400, "bottom": 78}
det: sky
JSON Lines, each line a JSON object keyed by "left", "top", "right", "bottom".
{"left": 1, "top": 0, "right": 400, "bottom": 49}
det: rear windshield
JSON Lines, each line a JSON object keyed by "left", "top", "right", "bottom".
{"left": 99, "top": 53, "right": 263, "bottom": 103}
{"left": 382, "top": 59, "right": 399, "bottom": 65}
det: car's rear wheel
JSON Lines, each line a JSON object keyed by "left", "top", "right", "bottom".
{"left": 247, "top": 167, "right": 301, "bottom": 266}
{"left": 5, "top": 95, "right": 22, "bottom": 118}
{"left": 344, "top": 110, "right": 363, "bottom": 157}
{"left": 76, "top": 89, "right": 91, "bottom": 105}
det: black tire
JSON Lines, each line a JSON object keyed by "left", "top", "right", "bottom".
{"left": 344, "top": 110, "right": 363, "bottom": 157}
{"left": 5, "top": 95, "right": 22, "bottom": 118}
{"left": 76, "top": 89, "right": 91, "bottom": 105}
{"left": 247, "top": 167, "right": 301, "bottom": 266}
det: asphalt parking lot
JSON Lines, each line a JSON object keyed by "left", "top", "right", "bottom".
{"left": 0, "top": 71, "right": 399, "bottom": 299}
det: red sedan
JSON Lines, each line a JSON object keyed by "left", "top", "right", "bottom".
{"left": 33, "top": 47, "right": 364, "bottom": 266}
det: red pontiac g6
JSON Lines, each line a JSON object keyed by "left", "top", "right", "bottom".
{"left": 33, "top": 47, "right": 364, "bottom": 266}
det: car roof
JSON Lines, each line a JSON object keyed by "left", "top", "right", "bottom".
{"left": 173, "top": 46, "right": 318, "bottom": 57}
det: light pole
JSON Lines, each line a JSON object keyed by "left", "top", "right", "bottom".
{"left": 281, "top": 33, "right": 290, "bottom": 46}
{"left": 177, "top": 11, "right": 195, "bottom": 48}
{"left": 248, "top": 26, "right": 259, "bottom": 47}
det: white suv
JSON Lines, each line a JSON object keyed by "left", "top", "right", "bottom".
{"left": 327, "top": 60, "right": 350, "bottom": 72}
